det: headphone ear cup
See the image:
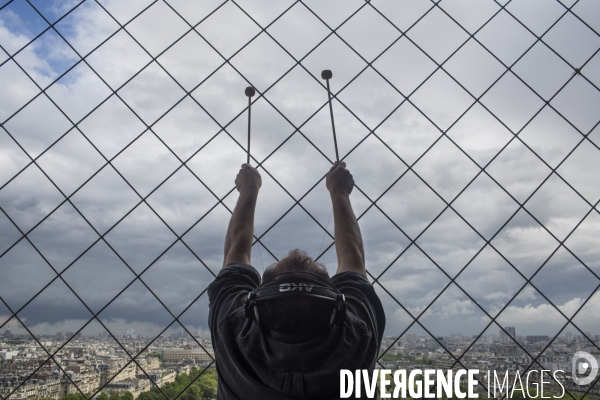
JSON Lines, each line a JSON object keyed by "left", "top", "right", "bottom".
{"left": 329, "top": 307, "right": 337, "bottom": 327}
{"left": 333, "top": 295, "right": 347, "bottom": 326}
{"left": 244, "top": 298, "right": 263, "bottom": 326}
{"left": 245, "top": 291, "right": 256, "bottom": 319}
{"left": 254, "top": 305, "right": 261, "bottom": 326}
{"left": 244, "top": 300, "right": 252, "bottom": 318}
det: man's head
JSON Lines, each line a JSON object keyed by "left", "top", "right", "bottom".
{"left": 259, "top": 250, "right": 333, "bottom": 340}
{"left": 262, "top": 249, "right": 330, "bottom": 282}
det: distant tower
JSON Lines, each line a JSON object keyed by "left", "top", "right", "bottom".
{"left": 500, "top": 327, "right": 516, "bottom": 343}
{"left": 506, "top": 327, "right": 516, "bottom": 339}
{"left": 566, "top": 332, "right": 573, "bottom": 343}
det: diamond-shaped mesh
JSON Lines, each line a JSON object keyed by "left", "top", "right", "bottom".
{"left": 1, "top": 0, "right": 599, "bottom": 399}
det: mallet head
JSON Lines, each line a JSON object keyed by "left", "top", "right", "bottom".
{"left": 321, "top": 70, "right": 333, "bottom": 80}
{"left": 245, "top": 86, "right": 256, "bottom": 97}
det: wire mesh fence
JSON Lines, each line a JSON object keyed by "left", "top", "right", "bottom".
{"left": 0, "top": 0, "right": 599, "bottom": 399}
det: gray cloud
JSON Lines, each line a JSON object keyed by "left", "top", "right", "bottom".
{"left": 0, "top": 0, "right": 599, "bottom": 342}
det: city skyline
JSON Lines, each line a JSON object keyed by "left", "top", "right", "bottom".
{"left": 1, "top": 326, "right": 599, "bottom": 399}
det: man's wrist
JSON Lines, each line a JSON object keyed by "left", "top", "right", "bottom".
{"left": 240, "top": 187, "right": 260, "bottom": 197}
{"left": 329, "top": 191, "right": 350, "bottom": 201}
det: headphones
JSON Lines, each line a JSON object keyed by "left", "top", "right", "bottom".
{"left": 244, "top": 271, "right": 347, "bottom": 328}
{"left": 244, "top": 270, "right": 373, "bottom": 375}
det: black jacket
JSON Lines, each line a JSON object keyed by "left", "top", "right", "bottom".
{"left": 208, "top": 263, "right": 386, "bottom": 399}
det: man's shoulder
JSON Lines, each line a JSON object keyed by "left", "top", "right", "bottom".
{"left": 331, "top": 270, "right": 386, "bottom": 349}
{"left": 217, "top": 262, "right": 262, "bottom": 279}
{"left": 330, "top": 270, "right": 378, "bottom": 305}
{"left": 207, "top": 263, "right": 261, "bottom": 334}
{"left": 331, "top": 270, "right": 371, "bottom": 285}
{"left": 208, "top": 263, "right": 261, "bottom": 298}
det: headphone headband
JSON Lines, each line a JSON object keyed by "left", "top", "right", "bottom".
{"left": 257, "top": 270, "right": 338, "bottom": 290}
{"left": 244, "top": 270, "right": 346, "bottom": 328}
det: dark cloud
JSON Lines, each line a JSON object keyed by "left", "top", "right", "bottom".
{"left": 0, "top": 0, "right": 599, "bottom": 340}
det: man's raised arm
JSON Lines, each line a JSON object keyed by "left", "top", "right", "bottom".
{"left": 326, "top": 161, "right": 366, "bottom": 276}
{"left": 222, "top": 164, "right": 262, "bottom": 268}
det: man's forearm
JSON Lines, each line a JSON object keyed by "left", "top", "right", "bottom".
{"left": 223, "top": 189, "right": 259, "bottom": 267}
{"left": 331, "top": 193, "right": 366, "bottom": 276}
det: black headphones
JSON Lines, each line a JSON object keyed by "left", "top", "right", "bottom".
{"left": 244, "top": 270, "right": 373, "bottom": 375}
{"left": 244, "top": 271, "right": 347, "bottom": 328}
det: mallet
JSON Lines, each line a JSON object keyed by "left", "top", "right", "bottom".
{"left": 321, "top": 69, "right": 339, "bottom": 162}
{"left": 245, "top": 86, "right": 256, "bottom": 165}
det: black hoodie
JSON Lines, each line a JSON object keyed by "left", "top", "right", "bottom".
{"left": 208, "top": 263, "right": 385, "bottom": 399}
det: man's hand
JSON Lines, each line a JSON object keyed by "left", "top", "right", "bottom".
{"left": 326, "top": 161, "right": 365, "bottom": 276}
{"left": 235, "top": 164, "right": 262, "bottom": 194}
{"left": 326, "top": 161, "right": 354, "bottom": 197}
{"left": 223, "top": 164, "right": 261, "bottom": 267}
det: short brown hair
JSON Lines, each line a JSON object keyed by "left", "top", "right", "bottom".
{"left": 260, "top": 250, "right": 332, "bottom": 339}
{"left": 262, "top": 249, "right": 330, "bottom": 282}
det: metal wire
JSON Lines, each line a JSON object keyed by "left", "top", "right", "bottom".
{"left": 0, "top": 0, "right": 598, "bottom": 399}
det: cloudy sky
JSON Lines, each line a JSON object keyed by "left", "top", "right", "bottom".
{"left": 0, "top": 0, "right": 599, "bottom": 359}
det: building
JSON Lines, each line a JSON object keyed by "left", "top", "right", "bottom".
{"left": 193, "top": 330, "right": 211, "bottom": 340}
{"left": 160, "top": 347, "right": 214, "bottom": 363}
{"left": 55, "top": 331, "right": 74, "bottom": 340}
{"left": 0, "top": 375, "right": 62, "bottom": 400}
{"left": 98, "top": 361, "right": 136, "bottom": 386}
{"left": 499, "top": 327, "right": 516, "bottom": 343}
{"left": 526, "top": 335, "right": 550, "bottom": 344}
{"left": 565, "top": 332, "right": 573, "bottom": 343}
{"left": 0, "top": 352, "right": 19, "bottom": 361}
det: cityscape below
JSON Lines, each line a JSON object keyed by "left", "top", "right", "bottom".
{"left": 0, "top": 326, "right": 598, "bottom": 400}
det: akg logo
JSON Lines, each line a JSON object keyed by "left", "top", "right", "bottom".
{"left": 279, "top": 283, "right": 314, "bottom": 292}
{"left": 572, "top": 351, "right": 598, "bottom": 386}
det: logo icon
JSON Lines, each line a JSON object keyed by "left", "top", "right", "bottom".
{"left": 572, "top": 351, "right": 598, "bottom": 385}
{"left": 279, "top": 283, "right": 314, "bottom": 292}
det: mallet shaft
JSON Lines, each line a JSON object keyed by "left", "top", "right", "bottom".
{"left": 245, "top": 86, "right": 255, "bottom": 165}
{"left": 247, "top": 96, "right": 251, "bottom": 165}
{"left": 325, "top": 79, "right": 339, "bottom": 162}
